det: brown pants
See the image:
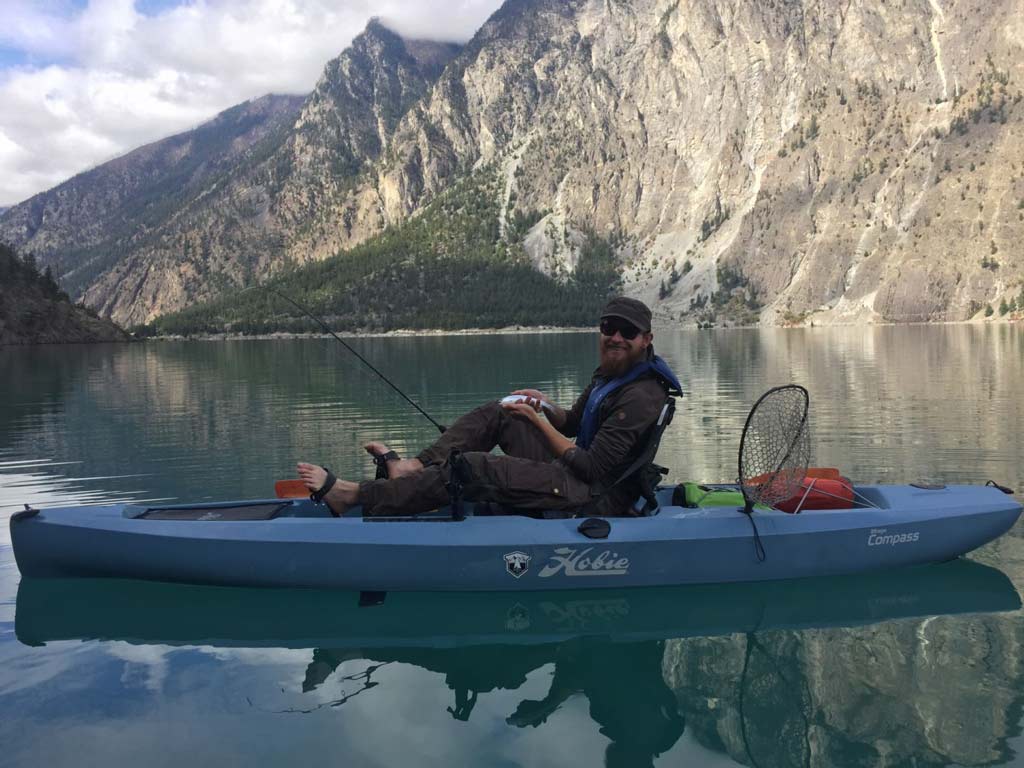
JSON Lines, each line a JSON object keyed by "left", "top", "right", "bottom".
{"left": 357, "top": 401, "right": 593, "bottom": 516}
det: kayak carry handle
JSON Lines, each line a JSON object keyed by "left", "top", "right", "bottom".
{"left": 986, "top": 480, "right": 1015, "bottom": 495}
{"left": 12, "top": 504, "right": 39, "bottom": 523}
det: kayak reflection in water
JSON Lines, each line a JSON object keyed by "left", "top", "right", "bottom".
{"left": 302, "top": 638, "right": 685, "bottom": 768}
{"left": 296, "top": 296, "right": 682, "bottom": 518}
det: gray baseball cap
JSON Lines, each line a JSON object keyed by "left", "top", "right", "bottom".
{"left": 600, "top": 296, "right": 652, "bottom": 333}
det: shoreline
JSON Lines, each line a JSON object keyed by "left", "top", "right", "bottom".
{"left": 143, "top": 315, "right": 1023, "bottom": 341}
{"left": 5, "top": 317, "right": 1020, "bottom": 347}
{"left": 148, "top": 325, "right": 597, "bottom": 341}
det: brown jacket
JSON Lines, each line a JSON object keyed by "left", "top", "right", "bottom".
{"left": 557, "top": 370, "right": 670, "bottom": 511}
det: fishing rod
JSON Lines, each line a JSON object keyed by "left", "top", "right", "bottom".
{"left": 261, "top": 286, "right": 446, "bottom": 434}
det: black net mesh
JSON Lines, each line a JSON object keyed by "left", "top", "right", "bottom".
{"left": 738, "top": 385, "right": 811, "bottom": 510}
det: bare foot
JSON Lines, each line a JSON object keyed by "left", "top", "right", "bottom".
{"left": 363, "top": 442, "right": 424, "bottom": 479}
{"left": 363, "top": 441, "right": 399, "bottom": 471}
{"left": 296, "top": 462, "right": 359, "bottom": 516}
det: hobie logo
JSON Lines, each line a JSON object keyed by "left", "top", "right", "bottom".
{"left": 504, "top": 551, "right": 531, "bottom": 578}
{"left": 539, "top": 547, "right": 630, "bottom": 577}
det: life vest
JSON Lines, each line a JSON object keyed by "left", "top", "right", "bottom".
{"left": 576, "top": 355, "right": 682, "bottom": 450}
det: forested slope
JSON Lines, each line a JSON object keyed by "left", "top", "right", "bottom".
{"left": 137, "top": 169, "right": 619, "bottom": 334}
{"left": 0, "top": 244, "right": 128, "bottom": 345}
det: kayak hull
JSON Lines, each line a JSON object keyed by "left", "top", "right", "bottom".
{"left": 10, "top": 484, "right": 1021, "bottom": 591}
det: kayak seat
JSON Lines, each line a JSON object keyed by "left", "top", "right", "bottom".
{"left": 472, "top": 498, "right": 662, "bottom": 519}
{"left": 586, "top": 393, "right": 679, "bottom": 517}
{"left": 471, "top": 502, "right": 573, "bottom": 519}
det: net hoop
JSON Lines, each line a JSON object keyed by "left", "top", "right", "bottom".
{"left": 737, "top": 384, "right": 811, "bottom": 513}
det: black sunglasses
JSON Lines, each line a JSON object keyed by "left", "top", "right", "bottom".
{"left": 599, "top": 318, "right": 641, "bottom": 340}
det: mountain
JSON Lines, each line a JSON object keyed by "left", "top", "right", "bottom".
{"left": 138, "top": 166, "right": 620, "bottom": 335}
{"left": 0, "top": 243, "right": 127, "bottom": 345}
{"left": 2, "top": 2, "right": 1023, "bottom": 328}
{"left": 357, "top": 0, "right": 1024, "bottom": 326}
{"left": 0, "top": 94, "right": 304, "bottom": 297}
{"left": 0, "top": 21, "right": 461, "bottom": 326}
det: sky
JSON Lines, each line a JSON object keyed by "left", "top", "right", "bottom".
{"left": 0, "top": 0, "right": 504, "bottom": 207}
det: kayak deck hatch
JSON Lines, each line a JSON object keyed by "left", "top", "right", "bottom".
{"left": 123, "top": 501, "right": 291, "bottom": 521}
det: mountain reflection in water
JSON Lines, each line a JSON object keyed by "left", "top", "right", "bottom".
{"left": 15, "top": 560, "right": 1021, "bottom": 768}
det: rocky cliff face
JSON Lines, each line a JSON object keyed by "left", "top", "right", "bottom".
{"left": 364, "top": 0, "right": 1024, "bottom": 326}
{"left": 1, "top": 1, "right": 1022, "bottom": 327}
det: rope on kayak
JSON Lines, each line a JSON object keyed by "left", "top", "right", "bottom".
{"left": 743, "top": 509, "right": 767, "bottom": 562}
{"left": 790, "top": 479, "right": 881, "bottom": 511}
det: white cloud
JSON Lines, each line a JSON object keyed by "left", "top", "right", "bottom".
{"left": 0, "top": 0, "right": 504, "bottom": 206}
{"left": 0, "top": 1, "right": 79, "bottom": 62}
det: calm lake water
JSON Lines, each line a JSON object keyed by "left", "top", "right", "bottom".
{"left": 2, "top": 325, "right": 1024, "bottom": 767}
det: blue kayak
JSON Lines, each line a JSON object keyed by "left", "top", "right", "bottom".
{"left": 10, "top": 482, "right": 1021, "bottom": 590}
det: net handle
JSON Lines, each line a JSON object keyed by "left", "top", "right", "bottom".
{"left": 737, "top": 384, "right": 810, "bottom": 513}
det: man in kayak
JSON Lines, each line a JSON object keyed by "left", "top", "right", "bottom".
{"left": 297, "top": 296, "right": 681, "bottom": 517}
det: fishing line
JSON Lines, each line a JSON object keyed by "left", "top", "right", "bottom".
{"left": 258, "top": 285, "right": 446, "bottom": 433}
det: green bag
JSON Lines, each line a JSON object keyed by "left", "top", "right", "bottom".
{"left": 679, "top": 482, "right": 769, "bottom": 509}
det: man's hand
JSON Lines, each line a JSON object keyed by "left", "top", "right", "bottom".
{"left": 510, "top": 389, "right": 567, "bottom": 428}
{"left": 502, "top": 400, "right": 543, "bottom": 423}
{"left": 502, "top": 398, "right": 575, "bottom": 458}
{"left": 510, "top": 389, "right": 547, "bottom": 413}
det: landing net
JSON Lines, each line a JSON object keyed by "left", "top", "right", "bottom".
{"left": 738, "top": 384, "right": 811, "bottom": 513}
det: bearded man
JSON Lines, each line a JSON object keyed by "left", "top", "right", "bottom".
{"left": 297, "top": 297, "right": 681, "bottom": 517}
